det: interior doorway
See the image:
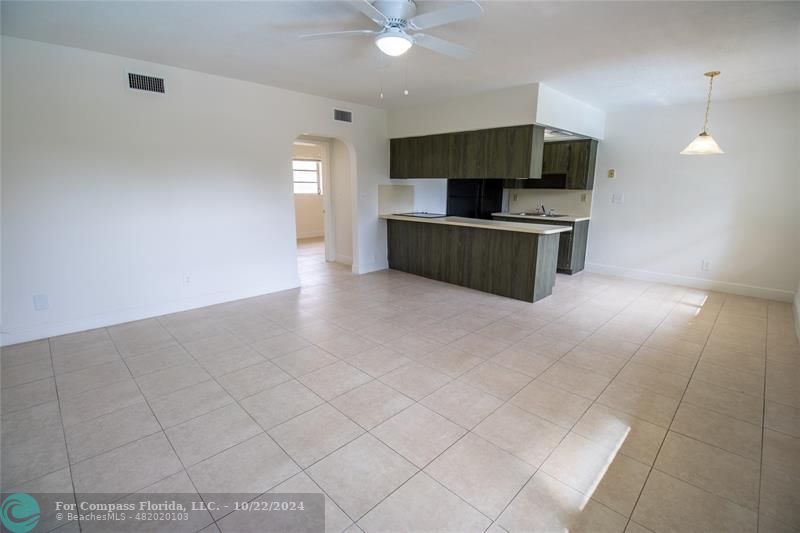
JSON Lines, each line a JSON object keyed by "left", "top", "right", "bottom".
{"left": 291, "top": 136, "right": 354, "bottom": 278}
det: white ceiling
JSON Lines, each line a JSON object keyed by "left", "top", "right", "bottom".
{"left": 2, "top": 1, "right": 799, "bottom": 111}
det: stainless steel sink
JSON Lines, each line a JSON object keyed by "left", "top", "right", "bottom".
{"left": 512, "top": 212, "right": 567, "bottom": 217}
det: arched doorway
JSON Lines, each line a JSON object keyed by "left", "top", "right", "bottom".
{"left": 291, "top": 135, "right": 355, "bottom": 284}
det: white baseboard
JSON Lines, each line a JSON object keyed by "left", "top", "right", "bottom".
{"left": 356, "top": 259, "right": 390, "bottom": 275}
{"left": 335, "top": 254, "right": 353, "bottom": 266}
{"left": 585, "top": 262, "right": 795, "bottom": 302}
{"left": 0, "top": 280, "right": 300, "bottom": 347}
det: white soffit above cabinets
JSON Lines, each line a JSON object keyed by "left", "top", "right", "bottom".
{"left": 387, "top": 83, "right": 605, "bottom": 140}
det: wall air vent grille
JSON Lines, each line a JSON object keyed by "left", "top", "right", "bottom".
{"left": 333, "top": 109, "right": 353, "bottom": 123}
{"left": 128, "top": 73, "right": 165, "bottom": 93}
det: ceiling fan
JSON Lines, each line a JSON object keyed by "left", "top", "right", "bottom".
{"left": 299, "top": 0, "right": 483, "bottom": 59}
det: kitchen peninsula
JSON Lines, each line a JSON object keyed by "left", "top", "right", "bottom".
{"left": 381, "top": 214, "right": 571, "bottom": 302}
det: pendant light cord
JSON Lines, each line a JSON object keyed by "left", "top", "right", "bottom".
{"left": 702, "top": 74, "right": 715, "bottom": 134}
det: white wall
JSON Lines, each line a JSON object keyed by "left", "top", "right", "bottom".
{"left": 508, "top": 189, "right": 593, "bottom": 218}
{"left": 588, "top": 92, "right": 800, "bottom": 301}
{"left": 1, "top": 37, "right": 388, "bottom": 345}
{"left": 378, "top": 185, "right": 414, "bottom": 215}
{"left": 392, "top": 179, "right": 448, "bottom": 213}
{"left": 293, "top": 195, "right": 324, "bottom": 239}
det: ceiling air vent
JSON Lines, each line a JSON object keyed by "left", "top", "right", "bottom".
{"left": 333, "top": 109, "right": 353, "bottom": 123}
{"left": 128, "top": 73, "right": 165, "bottom": 94}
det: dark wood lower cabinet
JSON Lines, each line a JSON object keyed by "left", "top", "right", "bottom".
{"left": 387, "top": 219, "right": 560, "bottom": 302}
{"left": 492, "top": 217, "right": 589, "bottom": 275}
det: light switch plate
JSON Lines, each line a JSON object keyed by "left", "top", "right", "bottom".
{"left": 33, "top": 294, "right": 49, "bottom": 311}
{"left": 611, "top": 192, "right": 624, "bottom": 204}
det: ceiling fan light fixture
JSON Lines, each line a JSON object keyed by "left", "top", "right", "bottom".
{"left": 375, "top": 32, "right": 413, "bottom": 56}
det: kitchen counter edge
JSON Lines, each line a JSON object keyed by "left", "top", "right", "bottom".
{"left": 380, "top": 214, "right": 572, "bottom": 235}
{"left": 491, "top": 212, "right": 590, "bottom": 223}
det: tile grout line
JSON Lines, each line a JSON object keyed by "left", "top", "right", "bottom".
{"left": 7, "top": 269, "right": 794, "bottom": 532}
{"left": 755, "top": 304, "right": 773, "bottom": 533}
{"left": 217, "top": 287, "right": 588, "bottom": 527}
{"left": 482, "top": 281, "right": 658, "bottom": 529}
{"left": 484, "top": 280, "right": 677, "bottom": 527}
{"left": 414, "top": 277, "right": 657, "bottom": 529}
{"left": 108, "top": 327, "right": 220, "bottom": 530}
{"left": 625, "top": 292, "right": 750, "bottom": 525}
{"left": 45, "top": 337, "right": 82, "bottom": 532}
{"left": 156, "top": 315, "right": 363, "bottom": 531}
{"left": 155, "top": 316, "right": 310, "bottom": 530}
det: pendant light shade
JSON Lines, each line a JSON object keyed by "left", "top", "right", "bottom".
{"left": 681, "top": 132, "right": 724, "bottom": 155}
{"left": 681, "top": 71, "right": 724, "bottom": 155}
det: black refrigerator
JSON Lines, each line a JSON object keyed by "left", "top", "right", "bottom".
{"left": 446, "top": 179, "right": 504, "bottom": 220}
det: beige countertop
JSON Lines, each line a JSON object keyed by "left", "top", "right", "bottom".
{"left": 380, "top": 214, "right": 572, "bottom": 235}
{"left": 492, "top": 212, "right": 590, "bottom": 223}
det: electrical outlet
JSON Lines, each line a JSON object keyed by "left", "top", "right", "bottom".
{"left": 512, "top": 193, "right": 518, "bottom": 201}
{"left": 580, "top": 193, "right": 587, "bottom": 203}
{"left": 701, "top": 259, "right": 712, "bottom": 272}
{"left": 33, "top": 294, "right": 49, "bottom": 311}
{"left": 611, "top": 192, "right": 624, "bottom": 204}
{"left": 608, "top": 169, "right": 616, "bottom": 179}
{"left": 184, "top": 275, "right": 191, "bottom": 284}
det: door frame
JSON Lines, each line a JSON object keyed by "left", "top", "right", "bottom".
{"left": 318, "top": 140, "right": 336, "bottom": 263}
{"left": 294, "top": 136, "right": 336, "bottom": 262}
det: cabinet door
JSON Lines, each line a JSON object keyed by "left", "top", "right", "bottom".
{"left": 556, "top": 232, "right": 573, "bottom": 270}
{"left": 390, "top": 137, "right": 417, "bottom": 179}
{"left": 566, "top": 140, "right": 598, "bottom": 189}
{"left": 542, "top": 142, "right": 571, "bottom": 175}
{"left": 449, "top": 130, "right": 486, "bottom": 178}
{"left": 484, "top": 126, "right": 533, "bottom": 179}
{"left": 416, "top": 134, "right": 451, "bottom": 178}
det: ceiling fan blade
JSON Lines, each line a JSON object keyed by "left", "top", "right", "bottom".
{"left": 349, "top": 0, "right": 388, "bottom": 25}
{"left": 299, "top": 29, "right": 378, "bottom": 40}
{"left": 408, "top": 0, "right": 483, "bottom": 30}
{"left": 413, "top": 33, "right": 473, "bottom": 59}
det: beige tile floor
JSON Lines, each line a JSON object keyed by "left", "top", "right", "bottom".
{"left": 2, "top": 237, "right": 799, "bottom": 532}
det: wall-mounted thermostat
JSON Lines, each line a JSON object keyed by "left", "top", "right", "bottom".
{"left": 607, "top": 169, "right": 616, "bottom": 179}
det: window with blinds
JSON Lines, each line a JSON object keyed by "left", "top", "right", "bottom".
{"left": 292, "top": 159, "right": 322, "bottom": 194}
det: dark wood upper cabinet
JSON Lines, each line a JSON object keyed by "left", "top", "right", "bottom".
{"left": 565, "top": 139, "right": 598, "bottom": 190}
{"left": 540, "top": 139, "right": 598, "bottom": 190}
{"left": 390, "top": 134, "right": 450, "bottom": 179}
{"left": 449, "top": 129, "right": 486, "bottom": 178}
{"left": 483, "top": 125, "right": 536, "bottom": 179}
{"left": 390, "top": 125, "right": 544, "bottom": 180}
{"left": 541, "top": 142, "right": 571, "bottom": 175}
{"left": 389, "top": 137, "right": 414, "bottom": 179}
{"left": 418, "top": 133, "right": 451, "bottom": 178}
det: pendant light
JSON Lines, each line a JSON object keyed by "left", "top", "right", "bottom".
{"left": 681, "top": 71, "right": 724, "bottom": 155}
